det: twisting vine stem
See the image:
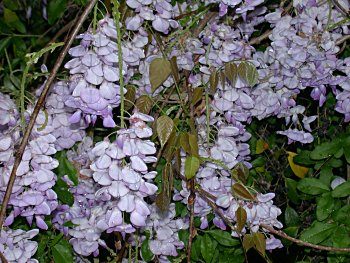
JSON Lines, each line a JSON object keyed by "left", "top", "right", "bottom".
{"left": 0, "top": 0, "right": 99, "bottom": 229}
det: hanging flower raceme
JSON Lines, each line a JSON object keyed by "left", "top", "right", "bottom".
{"left": 1, "top": 106, "right": 59, "bottom": 230}
{"left": 0, "top": 228, "right": 39, "bottom": 263}
{"left": 64, "top": 16, "right": 134, "bottom": 128}
{"left": 90, "top": 112, "right": 158, "bottom": 229}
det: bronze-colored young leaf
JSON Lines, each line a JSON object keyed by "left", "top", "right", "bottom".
{"left": 179, "top": 133, "right": 198, "bottom": 156}
{"left": 156, "top": 115, "right": 174, "bottom": 148}
{"left": 184, "top": 155, "right": 200, "bottom": 179}
{"left": 170, "top": 56, "right": 180, "bottom": 83}
{"left": 253, "top": 232, "right": 266, "bottom": 256}
{"left": 246, "top": 63, "right": 259, "bottom": 87}
{"left": 238, "top": 62, "right": 248, "bottom": 82}
{"left": 232, "top": 162, "right": 249, "bottom": 183}
{"left": 180, "top": 133, "right": 191, "bottom": 154}
{"left": 209, "top": 70, "right": 219, "bottom": 95}
{"left": 224, "top": 63, "right": 237, "bottom": 85}
{"left": 188, "top": 133, "right": 199, "bottom": 156}
{"left": 149, "top": 57, "right": 172, "bottom": 92}
{"left": 135, "top": 95, "right": 153, "bottom": 114}
{"left": 220, "top": 71, "right": 226, "bottom": 89}
{"left": 256, "top": 138, "right": 269, "bottom": 154}
{"left": 192, "top": 87, "right": 204, "bottom": 106}
{"left": 242, "top": 234, "right": 254, "bottom": 251}
{"left": 124, "top": 85, "right": 136, "bottom": 111}
{"left": 232, "top": 182, "right": 256, "bottom": 201}
{"left": 163, "top": 128, "right": 178, "bottom": 162}
{"left": 235, "top": 206, "right": 247, "bottom": 233}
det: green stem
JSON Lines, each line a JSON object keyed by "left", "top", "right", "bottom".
{"left": 4, "top": 48, "right": 13, "bottom": 74}
{"left": 93, "top": 2, "right": 98, "bottom": 34}
{"left": 112, "top": 1, "right": 125, "bottom": 128}
{"left": 328, "top": 17, "right": 350, "bottom": 31}
{"left": 135, "top": 229, "right": 139, "bottom": 263}
{"left": 205, "top": 89, "right": 210, "bottom": 146}
{"left": 20, "top": 65, "right": 30, "bottom": 131}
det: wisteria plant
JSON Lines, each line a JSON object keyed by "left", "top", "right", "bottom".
{"left": 0, "top": 0, "right": 350, "bottom": 262}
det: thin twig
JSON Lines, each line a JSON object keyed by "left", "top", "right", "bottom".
{"left": 193, "top": 11, "right": 217, "bottom": 37}
{"left": 0, "top": 0, "right": 99, "bottom": 228}
{"left": 196, "top": 187, "right": 235, "bottom": 230}
{"left": 261, "top": 224, "right": 350, "bottom": 253}
{"left": 43, "top": 18, "right": 77, "bottom": 64}
{"left": 336, "top": 34, "right": 350, "bottom": 45}
{"left": 0, "top": 251, "right": 8, "bottom": 263}
{"left": 249, "top": 2, "right": 293, "bottom": 45}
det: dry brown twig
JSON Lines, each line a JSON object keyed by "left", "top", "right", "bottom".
{"left": 0, "top": 0, "right": 99, "bottom": 230}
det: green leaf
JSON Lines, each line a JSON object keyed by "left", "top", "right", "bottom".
{"left": 141, "top": 240, "right": 154, "bottom": 262}
{"left": 178, "top": 229, "right": 189, "bottom": 247}
{"left": 297, "top": 178, "right": 330, "bottom": 195}
{"left": 135, "top": 95, "right": 153, "bottom": 114}
{"left": 149, "top": 58, "right": 172, "bottom": 92}
{"left": 310, "top": 139, "right": 342, "bottom": 160}
{"left": 332, "top": 226, "right": 350, "bottom": 248}
{"left": 333, "top": 205, "right": 350, "bottom": 227}
{"left": 232, "top": 182, "right": 256, "bottom": 201}
{"left": 284, "top": 206, "right": 300, "bottom": 227}
{"left": 156, "top": 115, "right": 174, "bottom": 148}
{"left": 237, "top": 62, "right": 259, "bottom": 87}
{"left": 300, "top": 221, "right": 337, "bottom": 244}
{"left": 242, "top": 234, "right": 254, "bottom": 251}
{"left": 316, "top": 193, "right": 335, "bottom": 221}
{"left": 207, "top": 230, "right": 240, "bottom": 247}
{"left": 252, "top": 232, "right": 266, "bottom": 256}
{"left": 201, "top": 234, "right": 218, "bottom": 263}
{"left": 3, "top": 0, "right": 20, "bottom": 10}
{"left": 246, "top": 63, "right": 259, "bottom": 87}
{"left": 332, "top": 181, "right": 350, "bottom": 198}
{"left": 293, "top": 150, "right": 316, "bottom": 166}
{"left": 52, "top": 238, "right": 74, "bottom": 263}
{"left": 184, "top": 155, "right": 200, "bottom": 179}
{"left": 235, "top": 206, "right": 247, "bottom": 233}
{"left": 55, "top": 151, "right": 78, "bottom": 185}
{"left": 47, "top": 0, "right": 68, "bottom": 25}
{"left": 343, "top": 137, "right": 350, "bottom": 163}
{"left": 224, "top": 63, "right": 237, "bottom": 85}
{"left": 0, "top": 37, "right": 12, "bottom": 55}
{"left": 191, "top": 236, "right": 202, "bottom": 261}
{"left": 53, "top": 179, "right": 74, "bottom": 206}
{"left": 286, "top": 178, "right": 300, "bottom": 204}
{"left": 4, "top": 8, "right": 26, "bottom": 33}
{"left": 282, "top": 227, "right": 299, "bottom": 246}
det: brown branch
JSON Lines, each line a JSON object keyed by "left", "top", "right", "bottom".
{"left": 248, "top": 2, "right": 293, "bottom": 45}
{"left": 43, "top": 18, "right": 77, "bottom": 64}
{"left": 193, "top": 11, "right": 217, "bottom": 38}
{"left": 0, "top": 251, "right": 8, "bottom": 263}
{"left": 336, "top": 34, "right": 350, "bottom": 46}
{"left": 196, "top": 187, "right": 235, "bottom": 230}
{"left": 261, "top": 224, "right": 350, "bottom": 253}
{"left": 248, "top": 30, "right": 273, "bottom": 45}
{"left": 0, "top": 0, "right": 99, "bottom": 228}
